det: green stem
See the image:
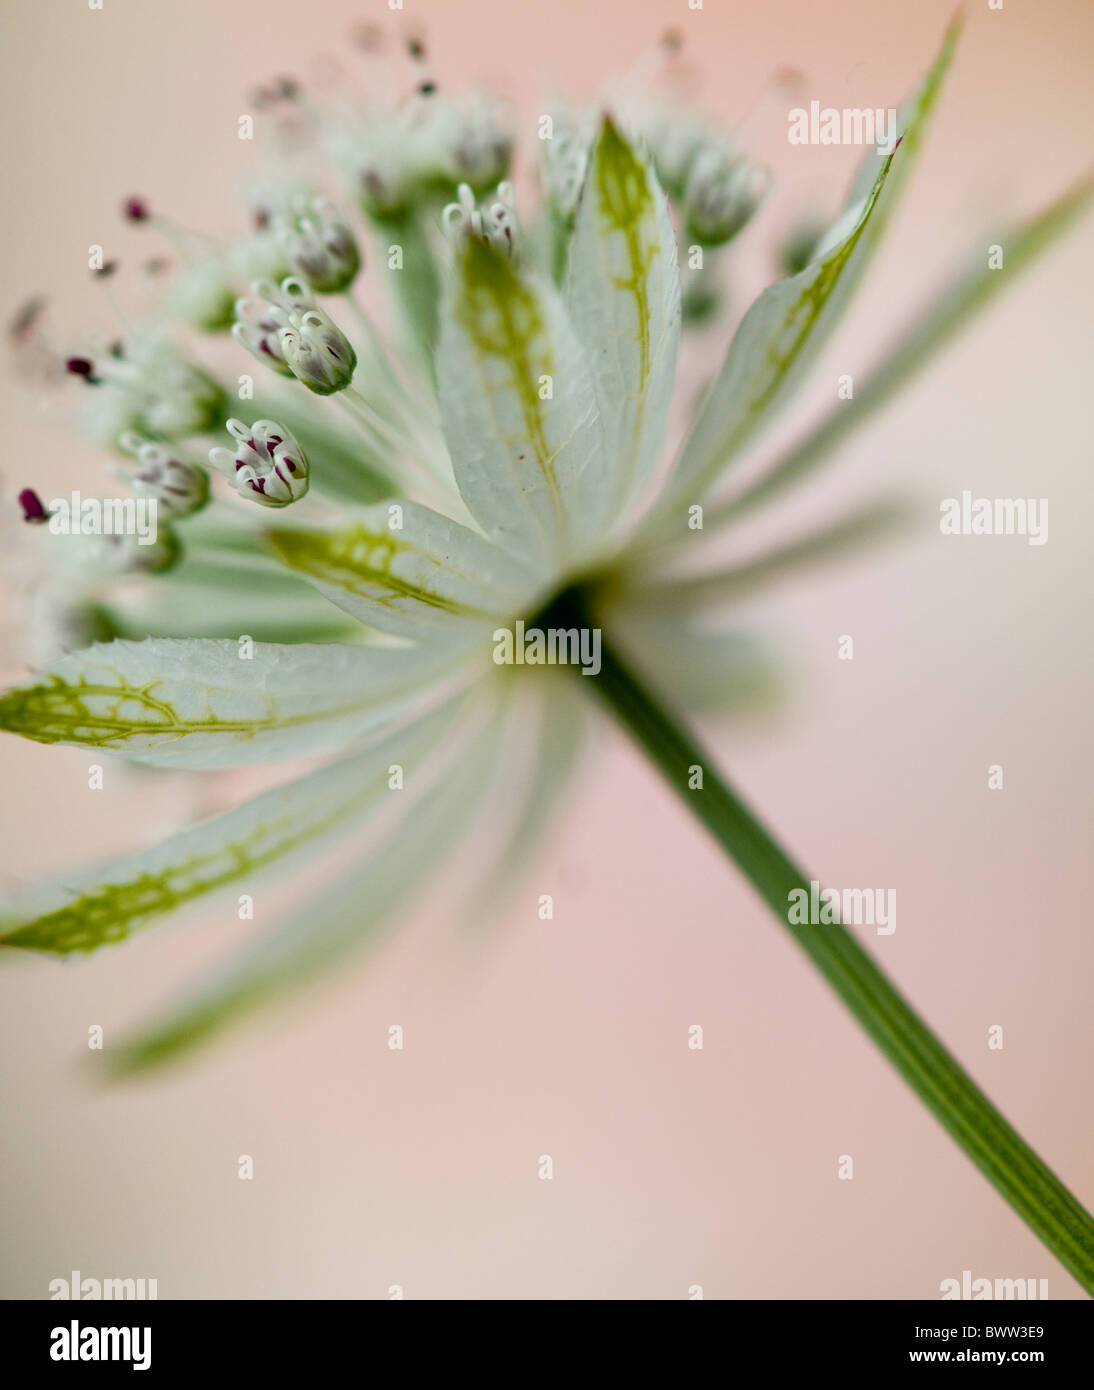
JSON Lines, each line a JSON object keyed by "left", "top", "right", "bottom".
{"left": 547, "top": 587, "right": 1094, "bottom": 1293}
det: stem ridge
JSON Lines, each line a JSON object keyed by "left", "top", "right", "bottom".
{"left": 548, "top": 586, "right": 1094, "bottom": 1293}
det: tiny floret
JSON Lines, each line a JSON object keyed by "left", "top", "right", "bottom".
{"left": 117, "top": 433, "right": 210, "bottom": 518}
{"left": 208, "top": 418, "right": 310, "bottom": 507}
{"left": 273, "top": 195, "right": 361, "bottom": 294}
{"left": 443, "top": 182, "right": 520, "bottom": 259}
{"left": 233, "top": 278, "right": 356, "bottom": 394}
{"left": 684, "top": 150, "right": 770, "bottom": 246}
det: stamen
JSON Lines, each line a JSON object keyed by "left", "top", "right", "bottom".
{"left": 122, "top": 197, "right": 221, "bottom": 265}
{"left": 66, "top": 356, "right": 99, "bottom": 384}
{"left": 18, "top": 488, "right": 50, "bottom": 524}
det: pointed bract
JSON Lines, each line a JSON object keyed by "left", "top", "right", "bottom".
{"left": 567, "top": 117, "right": 681, "bottom": 521}
{"left": 266, "top": 500, "right": 540, "bottom": 639}
{"left": 437, "top": 235, "right": 608, "bottom": 574}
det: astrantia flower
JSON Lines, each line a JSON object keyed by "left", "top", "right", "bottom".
{"left": 1, "top": 18, "right": 1089, "bottom": 1099}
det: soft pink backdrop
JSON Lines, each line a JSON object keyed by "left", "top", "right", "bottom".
{"left": 0, "top": 0, "right": 1091, "bottom": 1298}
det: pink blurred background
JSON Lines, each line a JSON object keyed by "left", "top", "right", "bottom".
{"left": 1, "top": 0, "right": 1091, "bottom": 1298}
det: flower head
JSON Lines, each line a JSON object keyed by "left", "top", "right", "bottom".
{"left": 1, "top": 17, "right": 1086, "bottom": 1073}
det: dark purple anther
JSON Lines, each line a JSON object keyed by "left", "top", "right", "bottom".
{"left": 18, "top": 488, "right": 49, "bottom": 523}
{"left": 124, "top": 197, "right": 150, "bottom": 222}
{"left": 65, "top": 356, "right": 98, "bottom": 383}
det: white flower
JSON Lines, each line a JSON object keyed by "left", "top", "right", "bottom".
{"left": 331, "top": 86, "right": 513, "bottom": 219}
{"left": 231, "top": 284, "right": 295, "bottom": 376}
{"left": 437, "top": 91, "right": 513, "bottom": 189}
{"left": 683, "top": 147, "right": 770, "bottom": 246}
{"left": 442, "top": 182, "right": 520, "bottom": 259}
{"left": 208, "top": 418, "right": 309, "bottom": 507}
{"left": 0, "top": 21, "right": 1085, "bottom": 1072}
{"left": 66, "top": 339, "right": 226, "bottom": 440}
{"left": 117, "top": 433, "right": 210, "bottom": 517}
{"left": 232, "top": 277, "right": 357, "bottom": 394}
{"left": 272, "top": 195, "right": 360, "bottom": 293}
